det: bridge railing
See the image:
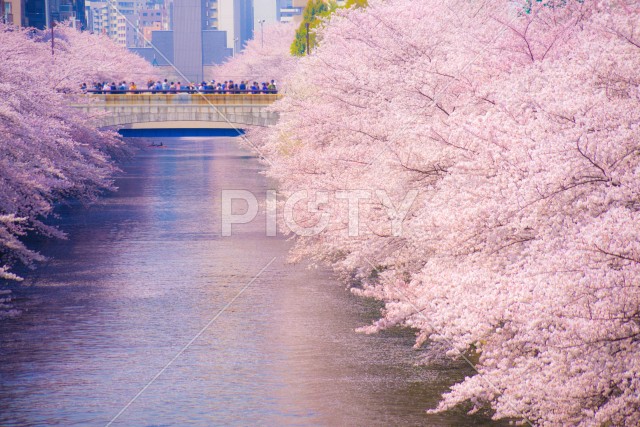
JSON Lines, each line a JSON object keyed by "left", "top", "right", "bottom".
{"left": 82, "top": 92, "right": 282, "bottom": 106}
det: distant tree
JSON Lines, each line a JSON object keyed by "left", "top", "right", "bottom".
{"left": 290, "top": 0, "right": 336, "bottom": 56}
{"left": 290, "top": 0, "right": 369, "bottom": 56}
{"left": 344, "top": 0, "right": 368, "bottom": 7}
{"left": 40, "top": 24, "right": 156, "bottom": 92}
{"left": 211, "top": 21, "right": 297, "bottom": 86}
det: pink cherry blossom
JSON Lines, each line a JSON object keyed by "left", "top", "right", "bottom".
{"left": 249, "top": 0, "right": 640, "bottom": 424}
{"left": 0, "top": 23, "right": 155, "bottom": 280}
{"left": 209, "top": 21, "right": 297, "bottom": 88}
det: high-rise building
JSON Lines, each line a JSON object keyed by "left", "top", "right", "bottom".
{"left": 253, "top": 0, "right": 281, "bottom": 28}
{"left": 202, "top": 0, "right": 218, "bottom": 30}
{"left": 86, "top": 0, "right": 143, "bottom": 46}
{"left": 172, "top": 0, "right": 202, "bottom": 79}
{"left": 137, "top": 5, "right": 169, "bottom": 46}
{"left": 23, "top": 0, "right": 86, "bottom": 29}
{"left": 238, "top": 0, "right": 251, "bottom": 45}
{"left": 217, "top": 0, "right": 252, "bottom": 53}
{"left": 23, "top": 0, "right": 47, "bottom": 28}
{"left": 85, "top": 0, "right": 252, "bottom": 54}
{"left": 130, "top": 0, "right": 232, "bottom": 82}
{"left": 86, "top": 1, "right": 109, "bottom": 34}
{"left": 1, "top": 0, "right": 23, "bottom": 25}
{"left": 279, "top": 0, "right": 302, "bottom": 23}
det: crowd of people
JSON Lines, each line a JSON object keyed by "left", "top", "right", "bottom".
{"left": 81, "top": 78, "right": 278, "bottom": 94}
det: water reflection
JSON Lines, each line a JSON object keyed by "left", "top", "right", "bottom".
{"left": 0, "top": 137, "right": 505, "bottom": 426}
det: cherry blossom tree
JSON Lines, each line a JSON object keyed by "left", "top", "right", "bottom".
{"left": 209, "top": 21, "right": 297, "bottom": 88}
{"left": 0, "top": 23, "right": 155, "bottom": 281}
{"left": 251, "top": 0, "right": 640, "bottom": 424}
{"left": 37, "top": 23, "right": 156, "bottom": 92}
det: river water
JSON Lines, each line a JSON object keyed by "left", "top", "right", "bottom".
{"left": 0, "top": 137, "right": 505, "bottom": 426}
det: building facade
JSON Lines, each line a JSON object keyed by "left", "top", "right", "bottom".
{"left": 217, "top": 0, "right": 252, "bottom": 53}
{"left": 130, "top": 0, "right": 232, "bottom": 82}
{"left": 202, "top": 0, "right": 218, "bottom": 30}
{"left": 85, "top": 0, "right": 253, "bottom": 52}
{"left": 138, "top": 5, "right": 169, "bottom": 45}
{"left": 21, "top": 0, "right": 86, "bottom": 29}
{"left": 1, "top": 0, "right": 23, "bottom": 25}
{"left": 85, "top": 0, "right": 144, "bottom": 46}
{"left": 279, "top": 0, "right": 302, "bottom": 23}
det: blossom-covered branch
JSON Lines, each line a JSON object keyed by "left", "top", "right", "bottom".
{"left": 0, "top": 23, "right": 155, "bottom": 280}
{"left": 249, "top": 0, "right": 640, "bottom": 424}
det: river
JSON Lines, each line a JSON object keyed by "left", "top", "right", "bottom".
{"left": 0, "top": 137, "right": 505, "bottom": 426}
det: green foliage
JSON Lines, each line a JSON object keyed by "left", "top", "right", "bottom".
{"left": 345, "top": 0, "right": 368, "bottom": 7}
{"left": 290, "top": 0, "right": 368, "bottom": 56}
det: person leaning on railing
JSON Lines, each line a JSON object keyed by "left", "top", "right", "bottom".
{"left": 83, "top": 79, "right": 279, "bottom": 94}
